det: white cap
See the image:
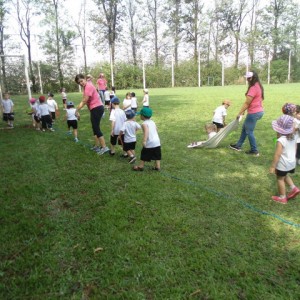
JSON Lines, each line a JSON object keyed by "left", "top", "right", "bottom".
{"left": 144, "top": 88, "right": 149, "bottom": 93}
{"left": 244, "top": 71, "right": 253, "bottom": 78}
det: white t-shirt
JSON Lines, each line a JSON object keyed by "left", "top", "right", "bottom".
{"left": 276, "top": 135, "right": 296, "bottom": 171}
{"left": 47, "top": 99, "right": 58, "bottom": 112}
{"left": 293, "top": 118, "right": 300, "bottom": 143}
{"left": 143, "top": 94, "right": 149, "bottom": 106}
{"left": 121, "top": 120, "right": 141, "bottom": 143}
{"left": 39, "top": 103, "right": 50, "bottom": 116}
{"left": 123, "top": 98, "right": 132, "bottom": 111}
{"left": 66, "top": 108, "right": 77, "bottom": 121}
{"left": 109, "top": 108, "right": 126, "bottom": 135}
{"left": 212, "top": 105, "right": 227, "bottom": 124}
{"left": 1, "top": 99, "right": 14, "bottom": 113}
{"left": 143, "top": 119, "right": 160, "bottom": 148}
{"left": 104, "top": 90, "right": 111, "bottom": 101}
{"left": 131, "top": 97, "right": 138, "bottom": 109}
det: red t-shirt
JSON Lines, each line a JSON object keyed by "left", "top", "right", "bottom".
{"left": 84, "top": 82, "right": 103, "bottom": 110}
{"left": 247, "top": 82, "right": 263, "bottom": 114}
{"left": 97, "top": 78, "right": 107, "bottom": 90}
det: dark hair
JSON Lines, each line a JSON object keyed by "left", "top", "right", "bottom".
{"left": 245, "top": 70, "right": 264, "bottom": 100}
{"left": 131, "top": 92, "right": 136, "bottom": 97}
{"left": 75, "top": 74, "right": 85, "bottom": 84}
{"left": 67, "top": 104, "right": 74, "bottom": 109}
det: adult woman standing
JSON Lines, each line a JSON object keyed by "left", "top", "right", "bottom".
{"left": 230, "top": 71, "right": 264, "bottom": 156}
{"left": 75, "top": 74, "right": 110, "bottom": 155}
{"left": 96, "top": 73, "right": 107, "bottom": 102}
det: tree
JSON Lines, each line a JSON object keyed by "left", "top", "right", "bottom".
{"left": 0, "top": 0, "right": 8, "bottom": 92}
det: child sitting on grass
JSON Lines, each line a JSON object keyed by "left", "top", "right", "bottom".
{"left": 269, "top": 114, "right": 300, "bottom": 204}
{"left": 212, "top": 99, "right": 231, "bottom": 131}
{"left": 133, "top": 107, "right": 161, "bottom": 171}
{"left": 120, "top": 110, "right": 141, "bottom": 164}
{"left": 65, "top": 101, "right": 80, "bottom": 142}
{"left": 187, "top": 123, "right": 217, "bottom": 148}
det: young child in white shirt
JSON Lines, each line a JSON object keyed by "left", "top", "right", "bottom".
{"left": 130, "top": 92, "right": 138, "bottom": 113}
{"left": 47, "top": 92, "right": 59, "bottom": 122}
{"left": 1, "top": 92, "right": 14, "bottom": 128}
{"left": 270, "top": 114, "right": 300, "bottom": 204}
{"left": 187, "top": 123, "right": 217, "bottom": 148}
{"left": 212, "top": 99, "right": 231, "bottom": 131}
{"left": 120, "top": 110, "right": 141, "bottom": 164}
{"left": 65, "top": 101, "right": 80, "bottom": 142}
{"left": 38, "top": 95, "right": 54, "bottom": 132}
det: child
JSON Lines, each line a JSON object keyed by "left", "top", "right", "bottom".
{"left": 142, "top": 88, "right": 149, "bottom": 107}
{"left": 120, "top": 110, "right": 141, "bottom": 164}
{"left": 294, "top": 105, "right": 300, "bottom": 165}
{"left": 131, "top": 92, "right": 138, "bottom": 113}
{"left": 104, "top": 87, "right": 111, "bottom": 110}
{"left": 123, "top": 92, "right": 132, "bottom": 111}
{"left": 61, "top": 88, "right": 67, "bottom": 110}
{"left": 1, "top": 92, "right": 14, "bottom": 128}
{"left": 269, "top": 114, "right": 300, "bottom": 204}
{"left": 38, "top": 95, "right": 54, "bottom": 132}
{"left": 187, "top": 123, "right": 217, "bottom": 148}
{"left": 212, "top": 100, "right": 231, "bottom": 131}
{"left": 65, "top": 101, "right": 80, "bottom": 142}
{"left": 29, "top": 98, "right": 41, "bottom": 130}
{"left": 47, "top": 92, "right": 59, "bottom": 122}
{"left": 133, "top": 107, "right": 161, "bottom": 171}
{"left": 109, "top": 97, "right": 126, "bottom": 155}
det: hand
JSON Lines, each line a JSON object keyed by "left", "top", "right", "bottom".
{"left": 269, "top": 167, "right": 275, "bottom": 174}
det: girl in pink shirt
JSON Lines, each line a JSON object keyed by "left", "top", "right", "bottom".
{"left": 75, "top": 74, "right": 109, "bottom": 155}
{"left": 96, "top": 73, "right": 107, "bottom": 102}
{"left": 230, "top": 71, "right": 264, "bottom": 156}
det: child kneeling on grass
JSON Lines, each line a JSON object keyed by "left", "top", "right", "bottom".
{"left": 269, "top": 114, "right": 300, "bottom": 204}
{"left": 133, "top": 107, "right": 161, "bottom": 171}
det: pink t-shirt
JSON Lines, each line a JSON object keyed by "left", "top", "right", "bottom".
{"left": 84, "top": 82, "right": 103, "bottom": 110}
{"left": 97, "top": 78, "right": 107, "bottom": 90}
{"left": 247, "top": 82, "right": 263, "bottom": 114}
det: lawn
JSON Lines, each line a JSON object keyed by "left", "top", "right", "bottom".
{"left": 1, "top": 84, "right": 300, "bottom": 299}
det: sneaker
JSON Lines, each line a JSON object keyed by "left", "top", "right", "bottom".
{"left": 287, "top": 186, "right": 300, "bottom": 200}
{"left": 271, "top": 195, "right": 288, "bottom": 204}
{"left": 90, "top": 146, "right": 101, "bottom": 152}
{"left": 229, "top": 144, "right": 241, "bottom": 151}
{"left": 109, "top": 150, "right": 115, "bottom": 156}
{"left": 74, "top": 138, "right": 79, "bottom": 142}
{"left": 97, "top": 146, "right": 110, "bottom": 155}
{"left": 120, "top": 154, "right": 129, "bottom": 158}
{"left": 245, "top": 150, "right": 259, "bottom": 157}
{"left": 49, "top": 128, "right": 55, "bottom": 132}
{"left": 42, "top": 129, "right": 46, "bottom": 132}
{"left": 67, "top": 131, "right": 72, "bottom": 135}
{"left": 128, "top": 156, "right": 137, "bottom": 164}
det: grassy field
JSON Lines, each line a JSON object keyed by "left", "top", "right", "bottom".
{"left": 1, "top": 84, "right": 300, "bottom": 299}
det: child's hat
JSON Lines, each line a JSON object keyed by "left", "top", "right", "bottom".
{"left": 282, "top": 103, "right": 296, "bottom": 115}
{"left": 144, "top": 88, "right": 149, "bottom": 93}
{"left": 244, "top": 71, "right": 254, "bottom": 78}
{"left": 39, "top": 95, "right": 46, "bottom": 102}
{"left": 140, "top": 107, "right": 152, "bottom": 118}
{"left": 29, "top": 98, "right": 36, "bottom": 103}
{"left": 48, "top": 92, "right": 54, "bottom": 97}
{"left": 111, "top": 96, "right": 120, "bottom": 104}
{"left": 125, "top": 110, "right": 135, "bottom": 119}
{"left": 272, "top": 115, "right": 294, "bottom": 135}
{"left": 67, "top": 101, "right": 74, "bottom": 106}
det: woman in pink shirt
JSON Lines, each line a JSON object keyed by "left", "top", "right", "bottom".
{"left": 75, "top": 74, "right": 109, "bottom": 155}
{"left": 230, "top": 71, "right": 264, "bottom": 156}
{"left": 96, "top": 73, "right": 107, "bottom": 102}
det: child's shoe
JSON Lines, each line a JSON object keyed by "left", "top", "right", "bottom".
{"left": 229, "top": 144, "right": 241, "bottom": 151}
{"left": 271, "top": 195, "right": 288, "bottom": 204}
{"left": 287, "top": 186, "right": 300, "bottom": 200}
{"left": 128, "top": 156, "right": 136, "bottom": 164}
{"left": 74, "top": 138, "right": 79, "bottom": 142}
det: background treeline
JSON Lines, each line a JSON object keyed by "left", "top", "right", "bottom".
{"left": 1, "top": 0, "right": 300, "bottom": 94}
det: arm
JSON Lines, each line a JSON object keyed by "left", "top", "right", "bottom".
{"left": 77, "top": 95, "right": 89, "bottom": 110}
{"left": 269, "top": 141, "right": 283, "bottom": 174}
{"left": 237, "top": 95, "right": 253, "bottom": 118}
{"left": 142, "top": 123, "right": 149, "bottom": 147}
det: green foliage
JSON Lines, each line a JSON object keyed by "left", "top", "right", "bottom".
{"left": 270, "top": 59, "right": 288, "bottom": 84}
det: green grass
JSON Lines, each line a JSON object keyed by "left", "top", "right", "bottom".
{"left": 1, "top": 85, "right": 300, "bottom": 299}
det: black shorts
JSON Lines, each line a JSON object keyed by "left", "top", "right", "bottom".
{"left": 51, "top": 111, "right": 56, "bottom": 120}
{"left": 67, "top": 120, "right": 78, "bottom": 129}
{"left": 213, "top": 121, "right": 224, "bottom": 129}
{"left": 3, "top": 113, "right": 14, "bottom": 121}
{"left": 110, "top": 134, "right": 124, "bottom": 146}
{"left": 34, "top": 115, "right": 41, "bottom": 123}
{"left": 276, "top": 168, "right": 295, "bottom": 177}
{"left": 141, "top": 146, "right": 161, "bottom": 162}
{"left": 105, "top": 100, "right": 110, "bottom": 105}
{"left": 123, "top": 141, "right": 136, "bottom": 151}
{"left": 62, "top": 98, "right": 67, "bottom": 104}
